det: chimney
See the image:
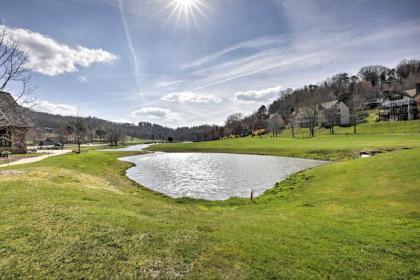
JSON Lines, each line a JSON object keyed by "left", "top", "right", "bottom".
{"left": 416, "top": 83, "right": 420, "bottom": 95}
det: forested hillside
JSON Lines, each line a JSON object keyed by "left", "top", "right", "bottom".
{"left": 27, "top": 110, "right": 220, "bottom": 141}
{"left": 268, "top": 59, "right": 420, "bottom": 119}
{"left": 222, "top": 59, "right": 420, "bottom": 135}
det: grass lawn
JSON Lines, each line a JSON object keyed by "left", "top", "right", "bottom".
{"left": 149, "top": 120, "right": 420, "bottom": 160}
{"left": 0, "top": 121, "right": 419, "bottom": 278}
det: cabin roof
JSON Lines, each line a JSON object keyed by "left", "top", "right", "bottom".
{"left": 0, "top": 92, "right": 32, "bottom": 128}
{"left": 268, "top": 112, "right": 283, "bottom": 119}
{"left": 404, "top": 88, "right": 417, "bottom": 98}
{"left": 383, "top": 89, "right": 417, "bottom": 99}
{"left": 320, "top": 100, "right": 339, "bottom": 109}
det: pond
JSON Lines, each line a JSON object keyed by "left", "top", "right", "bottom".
{"left": 119, "top": 152, "right": 326, "bottom": 201}
{"left": 101, "top": 144, "right": 152, "bottom": 152}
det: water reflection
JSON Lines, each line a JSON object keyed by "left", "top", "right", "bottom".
{"left": 120, "top": 152, "right": 326, "bottom": 200}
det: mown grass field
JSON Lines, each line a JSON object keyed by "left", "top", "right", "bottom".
{"left": 149, "top": 120, "right": 420, "bottom": 160}
{"left": 0, "top": 121, "right": 419, "bottom": 279}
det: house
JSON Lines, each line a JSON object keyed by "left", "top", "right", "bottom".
{"left": 295, "top": 100, "right": 350, "bottom": 128}
{"left": 379, "top": 83, "right": 419, "bottom": 121}
{"left": 318, "top": 100, "right": 350, "bottom": 126}
{"left": 404, "top": 83, "right": 420, "bottom": 119}
{"left": 0, "top": 92, "right": 32, "bottom": 153}
{"left": 365, "top": 98, "right": 383, "bottom": 110}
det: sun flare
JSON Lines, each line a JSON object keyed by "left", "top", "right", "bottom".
{"left": 166, "top": 0, "right": 209, "bottom": 29}
{"left": 175, "top": 0, "right": 197, "bottom": 8}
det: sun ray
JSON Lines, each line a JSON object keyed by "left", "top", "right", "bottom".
{"left": 163, "top": 0, "right": 209, "bottom": 30}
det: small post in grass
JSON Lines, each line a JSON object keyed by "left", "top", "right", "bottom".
{"left": 250, "top": 189, "right": 254, "bottom": 201}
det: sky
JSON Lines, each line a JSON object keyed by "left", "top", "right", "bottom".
{"left": 1, "top": 0, "right": 420, "bottom": 127}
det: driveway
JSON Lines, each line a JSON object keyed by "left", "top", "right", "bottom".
{"left": 0, "top": 150, "right": 72, "bottom": 168}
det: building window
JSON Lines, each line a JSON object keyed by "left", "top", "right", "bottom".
{"left": 0, "top": 129, "right": 11, "bottom": 147}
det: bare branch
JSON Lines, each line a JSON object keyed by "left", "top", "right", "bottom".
{"left": 0, "top": 26, "right": 34, "bottom": 107}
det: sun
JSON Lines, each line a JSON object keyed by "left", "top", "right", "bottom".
{"left": 165, "top": 0, "right": 209, "bottom": 29}
{"left": 175, "top": 0, "right": 197, "bottom": 8}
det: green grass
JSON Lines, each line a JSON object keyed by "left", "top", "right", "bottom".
{"left": 0, "top": 148, "right": 419, "bottom": 278}
{"left": 150, "top": 120, "right": 420, "bottom": 160}
{"left": 0, "top": 121, "right": 419, "bottom": 278}
{"left": 124, "top": 137, "right": 151, "bottom": 144}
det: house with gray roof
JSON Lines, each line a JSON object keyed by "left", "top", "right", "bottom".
{"left": 318, "top": 100, "right": 350, "bottom": 126}
{"left": 295, "top": 100, "right": 350, "bottom": 128}
{"left": 379, "top": 83, "right": 420, "bottom": 121}
{"left": 0, "top": 92, "right": 32, "bottom": 153}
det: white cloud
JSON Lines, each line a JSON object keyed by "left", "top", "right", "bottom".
{"left": 78, "top": 75, "right": 87, "bottom": 82}
{"left": 131, "top": 107, "right": 173, "bottom": 119}
{"left": 2, "top": 25, "right": 118, "bottom": 76}
{"left": 34, "top": 100, "right": 78, "bottom": 116}
{"left": 234, "top": 86, "right": 282, "bottom": 103}
{"left": 161, "top": 92, "right": 222, "bottom": 104}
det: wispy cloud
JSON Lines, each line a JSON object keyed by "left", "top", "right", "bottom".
{"left": 117, "top": 0, "right": 142, "bottom": 92}
{"left": 161, "top": 91, "right": 222, "bottom": 104}
{"left": 172, "top": 19, "right": 420, "bottom": 93}
{"left": 155, "top": 79, "right": 184, "bottom": 89}
{"left": 181, "top": 36, "right": 287, "bottom": 69}
{"left": 3, "top": 25, "right": 117, "bottom": 76}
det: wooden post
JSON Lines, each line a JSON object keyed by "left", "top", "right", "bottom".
{"left": 250, "top": 189, "right": 254, "bottom": 201}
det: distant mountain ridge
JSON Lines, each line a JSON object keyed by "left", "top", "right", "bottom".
{"left": 27, "top": 109, "right": 218, "bottom": 141}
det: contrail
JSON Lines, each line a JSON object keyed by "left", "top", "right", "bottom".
{"left": 117, "top": 0, "right": 143, "bottom": 101}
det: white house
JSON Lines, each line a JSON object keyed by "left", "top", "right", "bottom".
{"left": 296, "top": 100, "right": 350, "bottom": 128}
{"left": 318, "top": 100, "right": 350, "bottom": 126}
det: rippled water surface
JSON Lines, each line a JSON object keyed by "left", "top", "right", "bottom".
{"left": 102, "top": 144, "right": 151, "bottom": 152}
{"left": 120, "top": 152, "right": 326, "bottom": 200}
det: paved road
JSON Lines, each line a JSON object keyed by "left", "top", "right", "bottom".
{"left": 0, "top": 150, "right": 72, "bottom": 168}
{"left": 27, "top": 143, "right": 109, "bottom": 150}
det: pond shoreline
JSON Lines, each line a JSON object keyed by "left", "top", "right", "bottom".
{"left": 118, "top": 150, "right": 327, "bottom": 201}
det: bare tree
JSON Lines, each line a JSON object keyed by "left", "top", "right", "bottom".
{"left": 267, "top": 113, "right": 284, "bottom": 137}
{"left": 0, "top": 27, "right": 34, "bottom": 106}
{"left": 106, "top": 127, "right": 123, "bottom": 146}
{"left": 0, "top": 27, "right": 34, "bottom": 150}
{"left": 396, "top": 59, "right": 420, "bottom": 82}
{"left": 26, "top": 128, "right": 42, "bottom": 145}
{"left": 323, "top": 106, "right": 339, "bottom": 135}
{"left": 347, "top": 84, "right": 365, "bottom": 134}
{"left": 67, "top": 117, "right": 87, "bottom": 153}
{"left": 287, "top": 108, "right": 297, "bottom": 139}
{"left": 56, "top": 127, "right": 69, "bottom": 149}
{"left": 225, "top": 113, "right": 243, "bottom": 136}
{"left": 300, "top": 105, "right": 319, "bottom": 137}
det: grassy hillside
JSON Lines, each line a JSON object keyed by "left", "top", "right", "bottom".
{"left": 0, "top": 146, "right": 419, "bottom": 278}
{"left": 150, "top": 121, "right": 420, "bottom": 160}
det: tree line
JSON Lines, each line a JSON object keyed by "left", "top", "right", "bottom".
{"left": 27, "top": 110, "right": 225, "bottom": 145}
{"left": 222, "top": 59, "right": 420, "bottom": 138}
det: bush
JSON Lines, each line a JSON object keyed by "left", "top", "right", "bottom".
{"left": 253, "top": 129, "right": 268, "bottom": 136}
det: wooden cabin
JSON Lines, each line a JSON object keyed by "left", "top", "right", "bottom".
{"left": 0, "top": 92, "right": 32, "bottom": 153}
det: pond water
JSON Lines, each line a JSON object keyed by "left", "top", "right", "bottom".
{"left": 101, "top": 144, "right": 152, "bottom": 152}
{"left": 119, "top": 152, "right": 326, "bottom": 201}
